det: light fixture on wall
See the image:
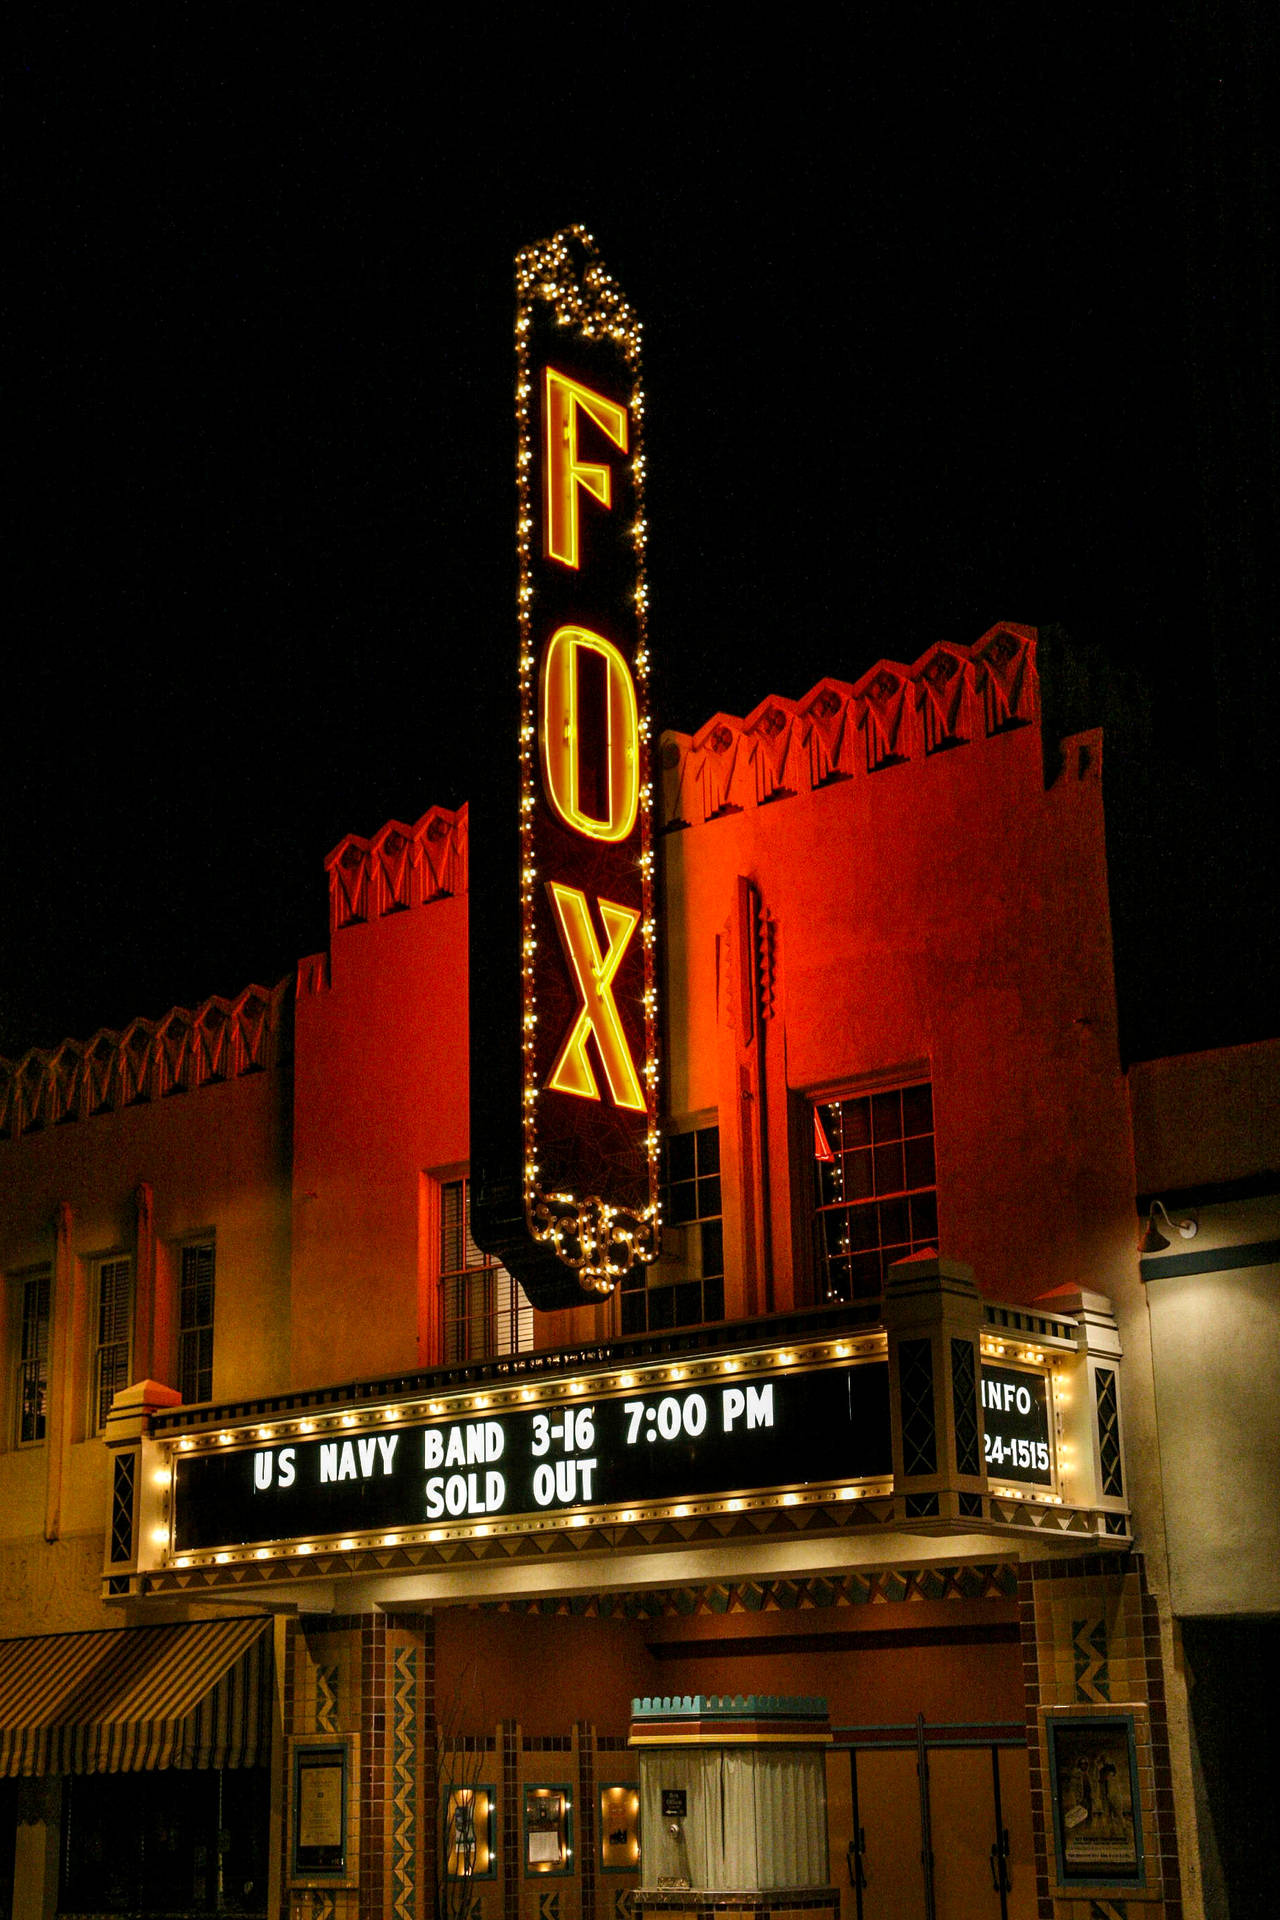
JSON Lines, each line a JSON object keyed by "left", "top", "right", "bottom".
{"left": 1138, "top": 1199, "right": 1199, "bottom": 1253}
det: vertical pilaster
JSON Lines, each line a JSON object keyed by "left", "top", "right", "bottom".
{"left": 284, "top": 1613, "right": 361, "bottom": 1920}
{"left": 717, "top": 876, "right": 778, "bottom": 1320}
{"left": 133, "top": 1181, "right": 156, "bottom": 1383}
{"left": 100, "top": 1378, "right": 181, "bottom": 1600}
{"left": 268, "top": 1616, "right": 288, "bottom": 1920}
{"left": 1018, "top": 1552, "right": 1184, "bottom": 1918}
{"left": 358, "top": 1611, "right": 387, "bottom": 1915}
{"left": 44, "top": 1200, "right": 73, "bottom": 1543}
{"left": 419, "top": 1614, "right": 438, "bottom": 1907}
{"left": 500, "top": 1719, "right": 520, "bottom": 1919}
{"left": 1035, "top": 1287, "right": 1128, "bottom": 1534}
{"left": 883, "top": 1252, "right": 987, "bottom": 1522}
{"left": 576, "top": 1719, "right": 596, "bottom": 1918}
{"left": 278, "top": 1618, "right": 296, "bottom": 1908}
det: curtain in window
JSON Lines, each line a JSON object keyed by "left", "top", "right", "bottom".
{"left": 638, "top": 1746, "right": 827, "bottom": 1889}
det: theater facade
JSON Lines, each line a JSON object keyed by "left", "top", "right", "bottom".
{"left": 0, "top": 234, "right": 1227, "bottom": 1919}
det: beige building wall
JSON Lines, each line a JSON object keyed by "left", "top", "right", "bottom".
{"left": 1130, "top": 1040, "right": 1280, "bottom": 1619}
{"left": 0, "top": 1010, "right": 290, "bottom": 1637}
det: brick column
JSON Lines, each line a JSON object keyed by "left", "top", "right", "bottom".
{"left": 358, "top": 1611, "right": 388, "bottom": 1912}
{"left": 500, "top": 1718, "right": 521, "bottom": 1918}
{"left": 576, "top": 1720, "right": 596, "bottom": 1919}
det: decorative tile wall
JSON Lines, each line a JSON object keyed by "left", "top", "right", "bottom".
{"left": 1018, "top": 1554, "right": 1182, "bottom": 1919}
{"left": 284, "top": 1612, "right": 434, "bottom": 1920}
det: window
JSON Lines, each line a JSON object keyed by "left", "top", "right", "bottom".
{"left": 813, "top": 1081, "right": 937, "bottom": 1300}
{"left": 621, "top": 1125, "right": 724, "bottom": 1334}
{"left": 92, "top": 1256, "right": 133, "bottom": 1433}
{"left": 13, "top": 1266, "right": 51, "bottom": 1445}
{"left": 61, "top": 1767, "right": 269, "bottom": 1913}
{"left": 178, "top": 1242, "right": 215, "bottom": 1404}
{"left": 440, "top": 1178, "right": 532, "bottom": 1364}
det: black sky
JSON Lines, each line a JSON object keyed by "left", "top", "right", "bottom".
{"left": 6, "top": 12, "right": 1276, "bottom": 1061}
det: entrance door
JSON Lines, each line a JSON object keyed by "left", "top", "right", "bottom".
{"left": 830, "top": 1723, "right": 1035, "bottom": 1920}
{"left": 994, "top": 1747, "right": 1035, "bottom": 1920}
{"left": 849, "top": 1748, "right": 927, "bottom": 1920}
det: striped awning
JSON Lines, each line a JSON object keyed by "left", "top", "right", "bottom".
{"left": 0, "top": 1615, "right": 273, "bottom": 1777}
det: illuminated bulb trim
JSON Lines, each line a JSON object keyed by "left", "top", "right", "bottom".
{"left": 514, "top": 226, "right": 660, "bottom": 1289}
{"left": 152, "top": 1336, "right": 903, "bottom": 1485}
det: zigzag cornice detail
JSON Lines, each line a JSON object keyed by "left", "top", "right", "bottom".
{"left": 661, "top": 624, "right": 1038, "bottom": 828}
{"left": 325, "top": 803, "right": 468, "bottom": 931}
{"left": 0, "top": 981, "right": 287, "bottom": 1140}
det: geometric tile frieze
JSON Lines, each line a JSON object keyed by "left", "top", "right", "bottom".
{"left": 473, "top": 1564, "right": 1019, "bottom": 1619}
{"left": 136, "top": 1485, "right": 1128, "bottom": 1597}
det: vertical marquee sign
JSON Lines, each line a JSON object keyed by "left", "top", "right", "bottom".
{"left": 473, "top": 227, "right": 660, "bottom": 1307}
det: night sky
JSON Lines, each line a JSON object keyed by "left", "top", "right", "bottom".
{"left": 7, "top": 13, "right": 1276, "bottom": 1063}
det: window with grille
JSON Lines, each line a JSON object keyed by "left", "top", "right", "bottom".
{"left": 92, "top": 1257, "right": 133, "bottom": 1434}
{"left": 439, "top": 1178, "right": 532, "bottom": 1364}
{"left": 13, "top": 1267, "right": 51, "bottom": 1445}
{"left": 621, "top": 1125, "right": 724, "bottom": 1334}
{"left": 178, "top": 1242, "right": 215, "bottom": 1404}
{"left": 813, "top": 1082, "right": 937, "bottom": 1300}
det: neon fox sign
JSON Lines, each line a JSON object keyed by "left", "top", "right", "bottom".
{"left": 506, "top": 228, "right": 661, "bottom": 1295}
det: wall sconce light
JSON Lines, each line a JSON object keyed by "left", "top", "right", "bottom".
{"left": 1139, "top": 1199, "right": 1198, "bottom": 1253}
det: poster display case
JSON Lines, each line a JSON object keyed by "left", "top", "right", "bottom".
{"left": 524, "top": 1784, "right": 572, "bottom": 1875}
{"left": 289, "top": 1734, "right": 357, "bottom": 1888}
{"left": 599, "top": 1781, "right": 640, "bottom": 1872}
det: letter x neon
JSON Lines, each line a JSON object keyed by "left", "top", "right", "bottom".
{"left": 545, "top": 882, "right": 645, "bottom": 1110}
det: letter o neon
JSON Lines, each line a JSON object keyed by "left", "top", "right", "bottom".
{"left": 540, "top": 626, "right": 639, "bottom": 842}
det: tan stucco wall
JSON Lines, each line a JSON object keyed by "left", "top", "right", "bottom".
{"left": 1131, "top": 1042, "right": 1280, "bottom": 1618}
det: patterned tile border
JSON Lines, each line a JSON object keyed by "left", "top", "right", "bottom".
{"left": 476, "top": 1563, "right": 1017, "bottom": 1620}
{"left": 1018, "top": 1553, "right": 1183, "bottom": 1919}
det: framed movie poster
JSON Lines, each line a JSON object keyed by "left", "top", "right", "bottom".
{"left": 1046, "top": 1712, "right": 1143, "bottom": 1887}
{"left": 290, "top": 1735, "right": 357, "bottom": 1886}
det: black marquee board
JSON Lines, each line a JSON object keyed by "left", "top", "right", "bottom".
{"left": 172, "top": 1362, "right": 891, "bottom": 1554}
